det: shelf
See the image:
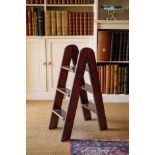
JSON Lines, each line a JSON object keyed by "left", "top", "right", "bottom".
{"left": 26, "top": 36, "right": 45, "bottom": 39}
{"left": 96, "top": 20, "right": 129, "bottom": 30}
{"left": 46, "top": 4, "right": 94, "bottom": 7}
{"left": 26, "top": 4, "right": 44, "bottom": 7}
{"left": 26, "top": 36, "right": 94, "bottom": 39}
{"left": 97, "top": 61, "right": 129, "bottom": 65}
{"left": 46, "top": 35, "right": 94, "bottom": 39}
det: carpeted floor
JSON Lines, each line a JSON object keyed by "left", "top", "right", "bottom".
{"left": 26, "top": 100, "right": 129, "bottom": 155}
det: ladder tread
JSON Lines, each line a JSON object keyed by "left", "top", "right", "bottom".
{"left": 57, "top": 87, "right": 71, "bottom": 97}
{"left": 61, "top": 66, "right": 76, "bottom": 72}
{"left": 81, "top": 102, "right": 97, "bottom": 113}
{"left": 61, "top": 65, "right": 89, "bottom": 72}
{"left": 81, "top": 83, "right": 93, "bottom": 93}
{"left": 52, "top": 108, "right": 66, "bottom": 120}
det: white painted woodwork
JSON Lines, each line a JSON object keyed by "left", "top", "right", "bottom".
{"left": 26, "top": 1, "right": 129, "bottom": 102}
{"left": 97, "top": 20, "right": 129, "bottom": 29}
{"left": 26, "top": 39, "right": 46, "bottom": 92}
{"left": 46, "top": 39, "right": 95, "bottom": 92}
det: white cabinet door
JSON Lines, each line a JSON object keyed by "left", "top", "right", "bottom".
{"left": 26, "top": 39, "right": 46, "bottom": 92}
{"left": 46, "top": 39, "right": 95, "bottom": 91}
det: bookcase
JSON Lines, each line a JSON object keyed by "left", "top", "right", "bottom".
{"left": 95, "top": 0, "right": 129, "bottom": 102}
{"left": 26, "top": 0, "right": 129, "bottom": 102}
{"left": 26, "top": 0, "right": 96, "bottom": 100}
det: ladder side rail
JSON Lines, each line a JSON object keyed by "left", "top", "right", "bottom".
{"left": 81, "top": 48, "right": 108, "bottom": 130}
{"left": 61, "top": 49, "right": 89, "bottom": 141}
{"left": 49, "top": 45, "right": 79, "bottom": 129}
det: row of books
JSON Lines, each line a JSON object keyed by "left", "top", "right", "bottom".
{"left": 45, "top": 11, "right": 93, "bottom": 36}
{"left": 97, "top": 65, "right": 129, "bottom": 94}
{"left": 26, "top": 8, "right": 45, "bottom": 36}
{"left": 26, "top": 0, "right": 93, "bottom": 4}
{"left": 26, "top": 0, "right": 44, "bottom": 4}
{"left": 46, "top": 10, "right": 93, "bottom": 36}
{"left": 46, "top": 0, "right": 93, "bottom": 4}
{"left": 97, "top": 30, "right": 129, "bottom": 61}
{"left": 26, "top": 9, "right": 93, "bottom": 36}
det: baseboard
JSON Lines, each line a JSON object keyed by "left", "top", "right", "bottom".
{"left": 26, "top": 92, "right": 129, "bottom": 103}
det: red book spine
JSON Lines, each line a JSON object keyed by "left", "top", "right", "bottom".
{"left": 79, "top": 12, "right": 84, "bottom": 35}
{"left": 90, "top": 12, "right": 94, "bottom": 35}
{"left": 103, "top": 65, "right": 106, "bottom": 93}
{"left": 26, "top": 0, "right": 30, "bottom": 4}
{"left": 84, "top": 12, "right": 88, "bottom": 35}
{"left": 72, "top": 12, "right": 76, "bottom": 35}
{"left": 62, "top": 0, "right": 67, "bottom": 4}
{"left": 97, "top": 31, "right": 111, "bottom": 61}
{"left": 70, "top": 0, "right": 75, "bottom": 4}
{"left": 75, "top": 12, "right": 80, "bottom": 35}
{"left": 87, "top": 12, "right": 91, "bottom": 35}
{"left": 67, "top": 0, "right": 70, "bottom": 4}
{"left": 30, "top": 0, "right": 34, "bottom": 4}
{"left": 68, "top": 12, "right": 73, "bottom": 35}
{"left": 27, "top": 9, "right": 32, "bottom": 35}
{"left": 53, "top": 0, "right": 58, "bottom": 4}
{"left": 34, "top": 0, "right": 38, "bottom": 4}
{"left": 50, "top": 0, "right": 54, "bottom": 4}
{"left": 26, "top": 10, "right": 29, "bottom": 35}
{"left": 78, "top": 0, "right": 81, "bottom": 4}
{"left": 58, "top": 0, "right": 62, "bottom": 4}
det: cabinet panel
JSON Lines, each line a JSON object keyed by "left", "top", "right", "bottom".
{"left": 26, "top": 39, "right": 46, "bottom": 92}
{"left": 46, "top": 39, "right": 95, "bottom": 91}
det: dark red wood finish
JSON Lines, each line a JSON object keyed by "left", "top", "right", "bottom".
{"left": 49, "top": 45, "right": 107, "bottom": 142}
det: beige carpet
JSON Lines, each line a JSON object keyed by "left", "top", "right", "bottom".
{"left": 26, "top": 100, "right": 129, "bottom": 155}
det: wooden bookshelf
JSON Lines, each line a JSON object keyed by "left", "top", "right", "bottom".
{"left": 26, "top": 0, "right": 96, "bottom": 100}
{"left": 96, "top": 0, "right": 129, "bottom": 97}
{"left": 97, "top": 20, "right": 129, "bottom": 29}
{"left": 97, "top": 61, "right": 129, "bottom": 65}
{"left": 26, "top": 4, "right": 44, "bottom": 6}
{"left": 46, "top": 4, "right": 94, "bottom": 7}
{"left": 26, "top": 1, "right": 94, "bottom": 36}
{"left": 26, "top": 0, "right": 129, "bottom": 102}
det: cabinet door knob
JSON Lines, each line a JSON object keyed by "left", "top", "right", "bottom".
{"left": 48, "top": 62, "right": 52, "bottom": 65}
{"left": 43, "top": 62, "right": 47, "bottom": 65}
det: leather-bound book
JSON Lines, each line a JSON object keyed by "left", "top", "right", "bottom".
{"left": 51, "top": 11, "right": 57, "bottom": 35}
{"left": 114, "top": 64, "right": 119, "bottom": 94}
{"left": 75, "top": 12, "right": 80, "bottom": 35}
{"left": 56, "top": 11, "right": 62, "bottom": 35}
{"left": 79, "top": 12, "right": 84, "bottom": 35}
{"left": 97, "top": 31, "right": 111, "bottom": 61}
{"left": 68, "top": 12, "right": 73, "bottom": 35}
{"left": 45, "top": 11, "right": 51, "bottom": 36}
{"left": 84, "top": 12, "right": 88, "bottom": 35}
{"left": 110, "top": 65, "right": 114, "bottom": 94}
{"left": 37, "top": 9, "right": 44, "bottom": 36}
{"left": 105, "top": 65, "right": 111, "bottom": 94}
{"left": 72, "top": 12, "right": 76, "bottom": 35}
{"left": 27, "top": 9, "right": 32, "bottom": 35}
{"left": 62, "top": 11, "right": 68, "bottom": 36}
{"left": 58, "top": 0, "right": 62, "bottom": 4}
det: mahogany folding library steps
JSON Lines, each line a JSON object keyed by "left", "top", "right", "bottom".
{"left": 49, "top": 45, "right": 107, "bottom": 142}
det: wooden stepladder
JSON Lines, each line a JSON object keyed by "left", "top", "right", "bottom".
{"left": 49, "top": 45, "right": 107, "bottom": 142}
